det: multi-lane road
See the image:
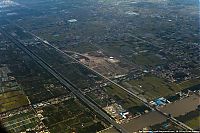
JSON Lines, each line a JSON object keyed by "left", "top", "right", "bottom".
{"left": 1, "top": 21, "right": 194, "bottom": 132}
{"left": 27, "top": 28, "right": 193, "bottom": 131}
{"left": 0, "top": 27, "right": 128, "bottom": 133}
{"left": 30, "top": 30, "right": 193, "bottom": 131}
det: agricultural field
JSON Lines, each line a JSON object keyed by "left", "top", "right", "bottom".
{"left": 0, "top": 0, "right": 199, "bottom": 132}
{"left": 176, "top": 109, "right": 200, "bottom": 130}
{"left": 39, "top": 98, "right": 107, "bottom": 133}
{"left": 0, "top": 29, "right": 109, "bottom": 133}
{"left": 0, "top": 34, "right": 69, "bottom": 104}
{"left": 185, "top": 116, "right": 200, "bottom": 130}
{"left": 0, "top": 90, "right": 29, "bottom": 113}
{"left": 178, "top": 78, "right": 200, "bottom": 91}
{"left": 86, "top": 89, "right": 112, "bottom": 108}
{"left": 123, "top": 75, "right": 180, "bottom": 101}
{"left": 1, "top": 108, "right": 42, "bottom": 133}
{"left": 131, "top": 53, "right": 162, "bottom": 66}
{"left": 104, "top": 84, "right": 150, "bottom": 114}
{"left": 123, "top": 75, "right": 200, "bottom": 101}
{"left": 0, "top": 81, "right": 20, "bottom": 93}
{"left": 1, "top": 23, "right": 104, "bottom": 90}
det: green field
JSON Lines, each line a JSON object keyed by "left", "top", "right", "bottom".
{"left": 2, "top": 109, "right": 39, "bottom": 133}
{"left": 185, "top": 116, "right": 200, "bottom": 129}
{"left": 0, "top": 91, "right": 29, "bottom": 113}
{"left": 126, "top": 75, "right": 200, "bottom": 101}
{"left": 126, "top": 75, "right": 179, "bottom": 100}
{"left": 132, "top": 53, "right": 162, "bottom": 66}
{"left": 104, "top": 84, "right": 149, "bottom": 115}
{"left": 176, "top": 109, "right": 200, "bottom": 130}
{"left": 87, "top": 91, "right": 111, "bottom": 108}
{"left": 177, "top": 78, "right": 200, "bottom": 90}
{"left": 41, "top": 98, "right": 107, "bottom": 133}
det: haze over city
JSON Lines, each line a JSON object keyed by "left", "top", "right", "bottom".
{"left": 0, "top": 0, "right": 199, "bottom": 133}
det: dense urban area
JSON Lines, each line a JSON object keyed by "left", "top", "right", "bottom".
{"left": 0, "top": 0, "right": 199, "bottom": 133}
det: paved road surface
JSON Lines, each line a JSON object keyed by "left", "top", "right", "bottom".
{"left": 2, "top": 22, "right": 194, "bottom": 131}
{"left": 0, "top": 28, "right": 128, "bottom": 133}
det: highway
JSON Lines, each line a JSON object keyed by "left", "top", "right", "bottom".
{"left": 0, "top": 28, "right": 128, "bottom": 133}
{"left": 26, "top": 31, "right": 193, "bottom": 131}
{"left": 30, "top": 33, "right": 193, "bottom": 131}
{"left": 2, "top": 22, "right": 194, "bottom": 131}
